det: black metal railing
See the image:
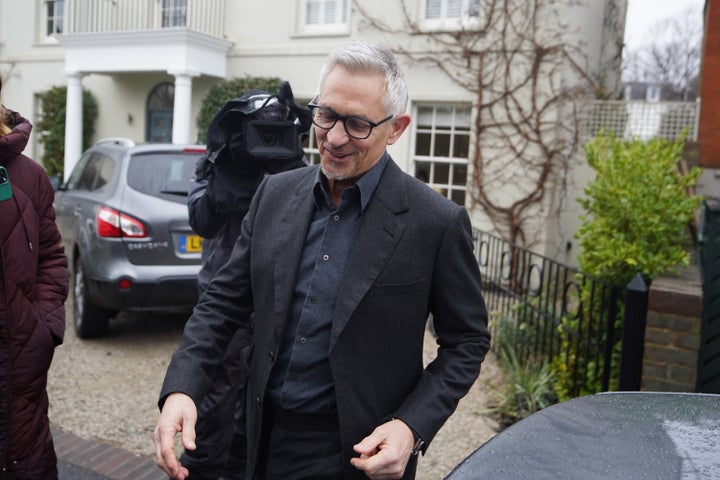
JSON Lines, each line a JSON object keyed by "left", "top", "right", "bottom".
{"left": 473, "top": 229, "right": 649, "bottom": 397}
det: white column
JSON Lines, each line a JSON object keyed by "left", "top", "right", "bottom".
{"left": 64, "top": 71, "right": 84, "bottom": 182}
{"left": 169, "top": 71, "right": 198, "bottom": 145}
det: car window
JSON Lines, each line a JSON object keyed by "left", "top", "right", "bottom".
{"left": 66, "top": 153, "right": 116, "bottom": 192}
{"left": 126, "top": 152, "right": 199, "bottom": 198}
{"left": 65, "top": 151, "right": 94, "bottom": 190}
{"left": 96, "top": 155, "right": 116, "bottom": 190}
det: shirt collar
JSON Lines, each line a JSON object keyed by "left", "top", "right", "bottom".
{"left": 313, "top": 152, "right": 389, "bottom": 213}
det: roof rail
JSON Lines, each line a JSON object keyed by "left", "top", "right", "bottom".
{"left": 93, "top": 137, "right": 136, "bottom": 148}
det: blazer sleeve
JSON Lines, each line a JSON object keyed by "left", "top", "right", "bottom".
{"left": 393, "top": 206, "right": 491, "bottom": 447}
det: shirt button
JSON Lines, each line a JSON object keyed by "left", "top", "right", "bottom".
{"left": 300, "top": 337, "right": 307, "bottom": 344}
{"left": 310, "top": 296, "right": 318, "bottom": 304}
{"left": 333, "top": 214, "right": 340, "bottom": 221}
{"left": 322, "top": 254, "right": 329, "bottom": 261}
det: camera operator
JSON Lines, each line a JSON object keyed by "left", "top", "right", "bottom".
{"left": 181, "top": 83, "right": 310, "bottom": 480}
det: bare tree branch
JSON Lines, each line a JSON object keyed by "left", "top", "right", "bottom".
{"left": 354, "top": 0, "right": 604, "bottom": 247}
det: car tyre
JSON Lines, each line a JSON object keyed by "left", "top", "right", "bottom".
{"left": 73, "top": 258, "right": 113, "bottom": 338}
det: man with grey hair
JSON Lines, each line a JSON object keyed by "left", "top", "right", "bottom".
{"left": 154, "top": 40, "right": 490, "bottom": 480}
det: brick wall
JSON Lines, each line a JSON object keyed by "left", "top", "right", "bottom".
{"left": 641, "top": 267, "right": 703, "bottom": 391}
{"left": 699, "top": 0, "right": 720, "bottom": 167}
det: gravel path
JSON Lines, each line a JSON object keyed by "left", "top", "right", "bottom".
{"left": 47, "top": 309, "right": 501, "bottom": 479}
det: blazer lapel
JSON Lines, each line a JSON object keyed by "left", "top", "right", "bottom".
{"left": 329, "top": 160, "right": 409, "bottom": 350}
{"left": 271, "top": 169, "right": 316, "bottom": 327}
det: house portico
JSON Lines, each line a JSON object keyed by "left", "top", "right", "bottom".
{"left": 56, "top": 0, "right": 231, "bottom": 178}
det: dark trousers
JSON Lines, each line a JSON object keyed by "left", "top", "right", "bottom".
{"left": 257, "top": 406, "right": 344, "bottom": 480}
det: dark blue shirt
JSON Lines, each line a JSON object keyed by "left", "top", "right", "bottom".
{"left": 268, "top": 153, "right": 389, "bottom": 414}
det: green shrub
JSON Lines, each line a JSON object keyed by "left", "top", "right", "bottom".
{"left": 196, "top": 76, "right": 284, "bottom": 144}
{"left": 36, "top": 86, "right": 98, "bottom": 177}
{"left": 576, "top": 131, "right": 702, "bottom": 284}
{"left": 551, "top": 131, "right": 703, "bottom": 400}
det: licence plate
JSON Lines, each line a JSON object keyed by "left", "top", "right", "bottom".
{"left": 179, "top": 234, "right": 203, "bottom": 253}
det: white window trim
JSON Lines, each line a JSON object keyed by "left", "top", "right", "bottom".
{"left": 412, "top": 103, "right": 472, "bottom": 206}
{"left": 418, "top": 0, "right": 481, "bottom": 32}
{"left": 295, "top": 0, "right": 350, "bottom": 37}
{"left": 39, "top": 0, "right": 64, "bottom": 43}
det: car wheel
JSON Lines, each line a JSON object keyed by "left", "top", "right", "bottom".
{"left": 73, "top": 258, "right": 112, "bottom": 339}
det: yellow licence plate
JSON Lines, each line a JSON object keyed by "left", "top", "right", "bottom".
{"left": 179, "top": 234, "right": 202, "bottom": 253}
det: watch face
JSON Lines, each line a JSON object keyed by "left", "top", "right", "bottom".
{"left": 412, "top": 438, "right": 425, "bottom": 455}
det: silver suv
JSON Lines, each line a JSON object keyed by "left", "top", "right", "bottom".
{"left": 54, "top": 138, "right": 205, "bottom": 338}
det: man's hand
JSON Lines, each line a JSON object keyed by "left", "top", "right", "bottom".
{"left": 350, "top": 419, "right": 416, "bottom": 479}
{"left": 153, "top": 393, "right": 198, "bottom": 480}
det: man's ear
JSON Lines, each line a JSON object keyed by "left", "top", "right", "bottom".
{"left": 387, "top": 113, "right": 411, "bottom": 146}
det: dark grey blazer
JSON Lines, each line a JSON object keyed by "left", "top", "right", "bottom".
{"left": 161, "top": 157, "right": 491, "bottom": 480}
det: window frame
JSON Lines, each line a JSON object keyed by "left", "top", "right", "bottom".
{"left": 412, "top": 103, "right": 472, "bottom": 206}
{"left": 295, "top": 0, "right": 350, "bottom": 36}
{"left": 41, "top": 0, "right": 65, "bottom": 41}
{"left": 418, "top": 0, "right": 481, "bottom": 31}
{"left": 162, "top": 0, "right": 187, "bottom": 28}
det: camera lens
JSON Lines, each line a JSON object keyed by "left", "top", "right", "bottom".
{"left": 261, "top": 133, "right": 280, "bottom": 147}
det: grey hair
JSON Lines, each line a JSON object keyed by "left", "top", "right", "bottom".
{"left": 315, "top": 40, "right": 408, "bottom": 117}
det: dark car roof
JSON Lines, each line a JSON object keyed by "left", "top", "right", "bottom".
{"left": 446, "top": 392, "right": 720, "bottom": 480}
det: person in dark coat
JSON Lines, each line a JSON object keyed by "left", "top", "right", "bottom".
{"left": 155, "top": 41, "right": 490, "bottom": 480}
{"left": 180, "top": 86, "right": 309, "bottom": 480}
{"left": 0, "top": 75, "right": 69, "bottom": 479}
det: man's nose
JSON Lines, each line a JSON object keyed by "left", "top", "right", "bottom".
{"left": 327, "top": 120, "right": 350, "bottom": 143}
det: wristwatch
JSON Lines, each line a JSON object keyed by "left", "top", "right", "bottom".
{"left": 411, "top": 436, "right": 426, "bottom": 456}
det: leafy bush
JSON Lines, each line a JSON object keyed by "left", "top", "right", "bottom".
{"left": 551, "top": 131, "right": 703, "bottom": 400}
{"left": 196, "top": 76, "right": 284, "bottom": 144}
{"left": 576, "top": 131, "right": 702, "bottom": 284}
{"left": 36, "top": 86, "right": 98, "bottom": 177}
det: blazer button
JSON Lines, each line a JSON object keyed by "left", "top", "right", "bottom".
{"left": 268, "top": 349, "right": 274, "bottom": 360}
{"left": 256, "top": 396, "right": 262, "bottom": 406}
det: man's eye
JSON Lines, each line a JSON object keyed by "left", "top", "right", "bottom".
{"left": 318, "top": 110, "right": 335, "bottom": 122}
{"left": 347, "top": 118, "right": 371, "bottom": 132}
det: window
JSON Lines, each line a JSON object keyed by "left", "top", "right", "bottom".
{"left": 413, "top": 104, "right": 471, "bottom": 206}
{"left": 162, "top": 0, "right": 187, "bottom": 28}
{"left": 421, "top": 0, "right": 480, "bottom": 29}
{"left": 44, "top": 0, "right": 65, "bottom": 37}
{"left": 298, "top": 0, "right": 349, "bottom": 35}
{"left": 66, "top": 153, "right": 113, "bottom": 191}
{"left": 127, "top": 152, "right": 199, "bottom": 198}
{"left": 146, "top": 83, "right": 175, "bottom": 143}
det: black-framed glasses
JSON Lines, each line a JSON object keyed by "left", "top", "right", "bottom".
{"left": 307, "top": 103, "right": 394, "bottom": 140}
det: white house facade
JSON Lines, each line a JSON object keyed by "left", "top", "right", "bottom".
{"left": 0, "top": 0, "right": 627, "bottom": 261}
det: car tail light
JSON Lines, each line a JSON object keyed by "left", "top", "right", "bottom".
{"left": 97, "top": 206, "right": 147, "bottom": 238}
{"left": 183, "top": 147, "right": 206, "bottom": 154}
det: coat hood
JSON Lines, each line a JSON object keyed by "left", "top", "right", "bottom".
{"left": 0, "top": 108, "right": 32, "bottom": 165}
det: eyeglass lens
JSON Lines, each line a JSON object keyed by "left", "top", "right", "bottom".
{"left": 311, "top": 106, "right": 374, "bottom": 139}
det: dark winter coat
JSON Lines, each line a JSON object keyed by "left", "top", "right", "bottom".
{"left": 0, "top": 109, "right": 69, "bottom": 479}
